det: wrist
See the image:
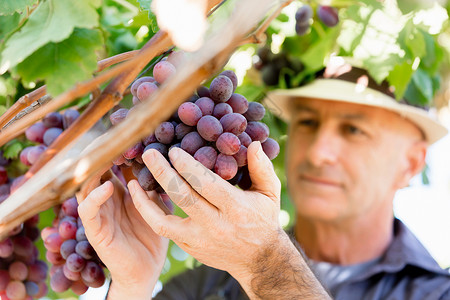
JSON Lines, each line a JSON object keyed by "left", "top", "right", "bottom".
{"left": 106, "top": 277, "right": 156, "bottom": 300}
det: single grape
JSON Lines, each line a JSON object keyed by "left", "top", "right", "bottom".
{"left": 43, "top": 112, "right": 63, "bottom": 129}
{"left": 19, "top": 147, "right": 32, "bottom": 166}
{"left": 167, "top": 51, "right": 186, "bottom": 67}
{"left": 228, "top": 168, "right": 244, "bottom": 186}
{"left": 196, "top": 86, "right": 210, "bottom": 98}
{"left": 226, "top": 93, "right": 248, "bottom": 114}
{"left": 50, "top": 268, "right": 72, "bottom": 293}
{"left": 317, "top": 5, "right": 339, "bottom": 27}
{"left": 233, "top": 145, "right": 248, "bottom": 167}
{"left": 46, "top": 251, "right": 64, "bottom": 265}
{"left": 123, "top": 142, "right": 144, "bottom": 160}
{"left": 238, "top": 132, "right": 252, "bottom": 148}
{"left": 61, "top": 197, "right": 78, "bottom": 218}
{"left": 153, "top": 61, "right": 176, "bottom": 84}
{"left": 27, "top": 145, "right": 47, "bottom": 165}
{"left": 63, "top": 263, "right": 81, "bottom": 281}
{"left": 12, "top": 237, "right": 34, "bottom": 259}
{"left": 109, "top": 108, "right": 129, "bottom": 126}
{"left": 137, "top": 82, "right": 159, "bottom": 102}
{"left": 197, "top": 116, "right": 223, "bottom": 142}
{"left": 81, "top": 261, "right": 104, "bottom": 285}
{"left": 60, "top": 239, "right": 77, "bottom": 260}
{"left": 213, "top": 103, "right": 233, "bottom": 119}
{"left": 195, "top": 97, "right": 215, "bottom": 115}
{"left": 238, "top": 166, "right": 252, "bottom": 190}
{"left": 142, "top": 134, "right": 157, "bottom": 146}
{"left": 131, "top": 76, "right": 156, "bottom": 97}
{"left": 25, "top": 122, "right": 47, "bottom": 143}
{"left": 41, "top": 227, "right": 58, "bottom": 241}
{"left": 6, "top": 280, "right": 27, "bottom": 299}
{"left": 181, "top": 132, "right": 206, "bottom": 155}
{"left": 144, "top": 143, "right": 168, "bottom": 157}
{"left": 25, "top": 281, "right": 39, "bottom": 296}
{"left": 8, "top": 261, "right": 28, "bottom": 281}
{"left": 194, "top": 147, "right": 218, "bottom": 170}
{"left": 175, "top": 123, "right": 194, "bottom": 140}
{"left": 66, "top": 253, "right": 86, "bottom": 272}
{"left": 43, "top": 127, "right": 63, "bottom": 146}
{"left": 35, "top": 281, "right": 49, "bottom": 298}
{"left": 216, "top": 133, "right": 241, "bottom": 156}
{"left": 75, "top": 241, "right": 94, "bottom": 260}
{"left": 76, "top": 227, "right": 87, "bottom": 242}
{"left": 295, "top": 21, "right": 310, "bottom": 36}
{"left": 71, "top": 279, "right": 88, "bottom": 295}
{"left": 155, "top": 122, "right": 175, "bottom": 144}
{"left": 214, "top": 154, "right": 238, "bottom": 180}
{"left": 244, "top": 102, "right": 265, "bottom": 121}
{"left": 220, "top": 113, "right": 247, "bottom": 135}
{"left": 209, "top": 75, "right": 233, "bottom": 103}
{"left": 138, "top": 167, "right": 158, "bottom": 191}
{"left": 295, "top": 5, "right": 313, "bottom": 24}
{"left": 0, "top": 238, "right": 13, "bottom": 258}
{"left": 220, "top": 70, "right": 238, "bottom": 92}
{"left": 27, "top": 261, "right": 48, "bottom": 282}
{"left": 44, "top": 233, "right": 64, "bottom": 253}
{"left": 262, "top": 138, "right": 280, "bottom": 160}
{"left": 178, "top": 102, "right": 202, "bottom": 126}
{"left": 63, "top": 109, "right": 80, "bottom": 129}
{"left": 245, "top": 121, "right": 269, "bottom": 142}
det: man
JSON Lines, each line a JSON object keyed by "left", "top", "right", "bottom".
{"left": 78, "top": 62, "right": 450, "bottom": 299}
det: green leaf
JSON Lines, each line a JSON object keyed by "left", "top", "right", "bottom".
{"left": 401, "top": 21, "right": 426, "bottom": 59}
{"left": 0, "top": 0, "right": 99, "bottom": 71}
{"left": 3, "top": 141, "right": 23, "bottom": 159}
{"left": 403, "top": 76, "right": 429, "bottom": 106}
{"left": 276, "top": 13, "right": 289, "bottom": 23}
{"left": 17, "top": 28, "right": 104, "bottom": 96}
{"left": 387, "top": 62, "right": 414, "bottom": 99}
{"left": 0, "top": 13, "right": 20, "bottom": 44}
{"left": 0, "top": 0, "right": 37, "bottom": 15}
{"left": 412, "top": 68, "right": 433, "bottom": 101}
{"left": 137, "top": 0, "right": 158, "bottom": 32}
{"left": 364, "top": 52, "right": 401, "bottom": 84}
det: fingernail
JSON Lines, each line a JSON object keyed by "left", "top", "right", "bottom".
{"left": 128, "top": 180, "right": 136, "bottom": 195}
{"left": 255, "top": 141, "right": 263, "bottom": 159}
{"left": 169, "top": 147, "right": 180, "bottom": 161}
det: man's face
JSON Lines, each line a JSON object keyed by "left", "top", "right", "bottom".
{"left": 286, "top": 98, "right": 425, "bottom": 222}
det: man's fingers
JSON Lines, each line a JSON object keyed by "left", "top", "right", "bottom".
{"left": 142, "top": 149, "right": 217, "bottom": 219}
{"left": 78, "top": 181, "right": 114, "bottom": 236}
{"left": 128, "top": 180, "right": 191, "bottom": 243}
{"left": 166, "top": 147, "right": 244, "bottom": 210}
{"left": 247, "top": 141, "right": 281, "bottom": 201}
{"left": 77, "top": 164, "right": 114, "bottom": 202}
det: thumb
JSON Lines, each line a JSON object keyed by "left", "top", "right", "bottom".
{"left": 247, "top": 141, "right": 281, "bottom": 201}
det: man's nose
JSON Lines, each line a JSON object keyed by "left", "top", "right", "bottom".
{"left": 306, "top": 127, "right": 340, "bottom": 167}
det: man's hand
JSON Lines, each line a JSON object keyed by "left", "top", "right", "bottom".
{"left": 77, "top": 172, "right": 170, "bottom": 299}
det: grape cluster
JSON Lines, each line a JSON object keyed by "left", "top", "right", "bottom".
{"left": 111, "top": 54, "right": 280, "bottom": 191}
{"left": 295, "top": 4, "right": 339, "bottom": 36}
{"left": 42, "top": 197, "right": 105, "bottom": 295}
{"left": 0, "top": 210, "right": 48, "bottom": 299}
{"left": 255, "top": 47, "right": 304, "bottom": 87}
{"left": 20, "top": 109, "right": 80, "bottom": 167}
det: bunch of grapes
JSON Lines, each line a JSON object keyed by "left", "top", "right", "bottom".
{"left": 295, "top": 5, "right": 313, "bottom": 36}
{"left": 254, "top": 47, "right": 304, "bottom": 87}
{"left": 41, "top": 197, "right": 105, "bottom": 295}
{"left": 0, "top": 206, "right": 48, "bottom": 299}
{"left": 111, "top": 53, "right": 280, "bottom": 191}
{"left": 19, "top": 109, "right": 80, "bottom": 168}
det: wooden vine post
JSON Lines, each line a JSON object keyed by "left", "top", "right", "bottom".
{"left": 0, "top": 0, "right": 289, "bottom": 240}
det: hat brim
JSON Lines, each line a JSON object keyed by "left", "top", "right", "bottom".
{"left": 264, "top": 79, "right": 448, "bottom": 144}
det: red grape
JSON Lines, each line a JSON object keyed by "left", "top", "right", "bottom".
{"left": 216, "top": 133, "right": 241, "bottom": 155}
{"left": 214, "top": 154, "right": 238, "bottom": 180}
{"left": 197, "top": 116, "right": 223, "bottom": 142}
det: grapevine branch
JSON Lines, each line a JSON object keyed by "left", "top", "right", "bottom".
{"left": 3, "top": 95, "right": 52, "bottom": 129}
{"left": 0, "top": 0, "right": 276, "bottom": 239}
{"left": 0, "top": 50, "right": 139, "bottom": 129}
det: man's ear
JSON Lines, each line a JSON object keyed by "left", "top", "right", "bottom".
{"left": 396, "top": 140, "right": 428, "bottom": 189}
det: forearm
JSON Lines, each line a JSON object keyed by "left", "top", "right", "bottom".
{"left": 233, "top": 230, "right": 331, "bottom": 300}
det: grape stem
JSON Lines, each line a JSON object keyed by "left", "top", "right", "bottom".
{"left": 239, "top": 0, "right": 293, "bottom": 46}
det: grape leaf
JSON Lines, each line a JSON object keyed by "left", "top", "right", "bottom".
{"left": 16, "top": 29, "right": 104, "bottom": 96}
{"left": 137, "top": 0, "right": 159, "bottom": 32}
{"left": 0, "top": 0, "right": 99, "bottom": 72}
{"left": 0, "top": 13, "right": 20, "bottom": 44}
{"left": 0, "top": 0, "right": 37, "bottom": 15}
{"left": 3, "top": 141, "right": 23, "bottom": 159}
{"left": 387, "top": 62, "right": 414, "bottom": 100}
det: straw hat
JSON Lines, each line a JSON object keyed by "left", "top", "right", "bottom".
{"left": 264, "top": 61, "right": 448, "bottom": 144}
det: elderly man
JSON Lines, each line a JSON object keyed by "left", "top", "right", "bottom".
{"left": 78, "top": 63, "right": 450, "bottom": 299}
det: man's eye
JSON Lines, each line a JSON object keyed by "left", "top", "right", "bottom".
{"left": 344, "top": 124, "right": 364, "bottom": 135}
{"left": 297, "top": 119, "right": 318, "bottom": 127}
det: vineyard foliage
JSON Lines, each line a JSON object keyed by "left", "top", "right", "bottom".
{"left": 0, "top": 0, "right": 450, "bottom": 298}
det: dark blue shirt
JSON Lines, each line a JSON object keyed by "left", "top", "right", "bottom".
{"left": 155, "top": 219, "right": 450, "bottom": 299}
